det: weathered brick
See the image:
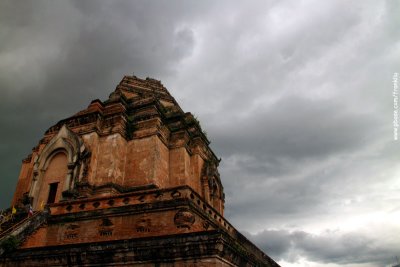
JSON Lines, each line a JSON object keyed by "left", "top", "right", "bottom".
{"left": 2, "top": 75, "right": 279, "bottom": 267}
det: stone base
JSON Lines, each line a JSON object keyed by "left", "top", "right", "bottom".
{"left": 1, "top": 231, "right": 277, "bottom": 267}
{"left": 1, "top": 186, "right": 279, "bottom": 267}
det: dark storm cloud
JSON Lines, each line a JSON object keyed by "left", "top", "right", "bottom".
{"left": 0, "top": 0, "right": 201, "bottom": 208}
{"left": 1, "top": 1, "right": 399, "bottom": 266}
{"left": 207, "top": 94, "right": 383, "bottom": 228}
{"left": 211, "top": 95, "right": 380, "bottom": 162}
{"left": 164, "top": 0, "right": 399, "bottom": 241}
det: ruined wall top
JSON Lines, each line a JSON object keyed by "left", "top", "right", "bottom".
{"left": 13, "top": 75, "right": 224, "bottom": 214}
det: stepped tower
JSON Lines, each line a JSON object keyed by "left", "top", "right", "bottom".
{"left": 0, "top": 75, "right": 279, "bottom": 267}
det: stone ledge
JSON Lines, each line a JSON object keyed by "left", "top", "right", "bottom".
{"left": 48, "top": 186, "right": 233, "bottom": 234}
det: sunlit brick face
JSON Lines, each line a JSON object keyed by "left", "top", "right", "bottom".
{"left": 12, "top": 76, "right": 225, "bottom": 215}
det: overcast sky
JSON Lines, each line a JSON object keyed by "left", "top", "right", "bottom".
{"left": 0, "top": 1, "right": 399, "bottom": 266}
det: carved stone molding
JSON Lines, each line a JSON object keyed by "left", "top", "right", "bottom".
{"left": 98, "top": 217, "right": 114, "bottom": 237}
{"left": 64, "top": 224, "right": 80, "bottom": 240}
{"left": 174, "top": 209, "right": 195, "bottom": 229}
{"left": 135, "top": 216, "right": 151, "bottom": 233}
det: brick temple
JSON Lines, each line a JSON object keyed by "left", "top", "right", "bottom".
{"left": 0, "top": 75, "right": 279, "bottom": 266}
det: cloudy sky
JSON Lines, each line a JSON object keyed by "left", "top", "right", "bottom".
{"left": 0, "top": 1, "right": 399, "bottom": 266}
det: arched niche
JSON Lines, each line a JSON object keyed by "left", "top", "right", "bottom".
{"left": 29, "top": 125, "right": 85, "bottom": 209}
{"left": 35, "top": 150, "right": 68, "bottom": 208}
{"left": 200, "top": 160, "right": 224, "bottom": 213}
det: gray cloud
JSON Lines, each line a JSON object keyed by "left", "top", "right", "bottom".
{"left": 246, "top": 228, "right": 400, "bottom": 266}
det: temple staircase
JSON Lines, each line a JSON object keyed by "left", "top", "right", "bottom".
{"left": 0, "top": 210, "right": 48, "bottom": 256}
